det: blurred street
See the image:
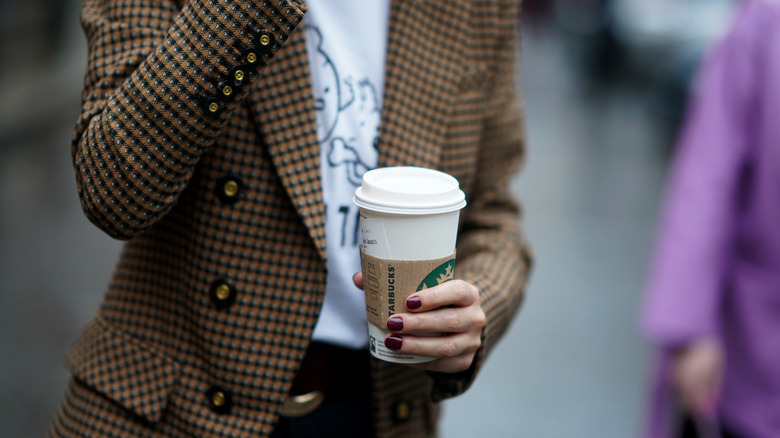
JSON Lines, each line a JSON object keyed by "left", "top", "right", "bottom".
{"left": 441, "top": 26, "right": 666, "bottom": 437}
{"left": 0, "top": 2, "right": 731, "bottom": 437}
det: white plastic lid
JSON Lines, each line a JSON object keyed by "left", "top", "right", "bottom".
{"left": 353, "top": 166, "right": 467, "bottom": 215}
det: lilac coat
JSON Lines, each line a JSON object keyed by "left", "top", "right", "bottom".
{"left": 641, "top": 2, "right": 780, "bottom": 437}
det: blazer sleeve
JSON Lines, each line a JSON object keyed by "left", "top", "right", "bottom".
{"left": 640, "top": 14, "right": 756, "bottom": 346}
{"left": 431, "top": 0, "right": 533, "bottom": 401}
{"left": 72, "top": 0, "right": 306, "bottom": 239}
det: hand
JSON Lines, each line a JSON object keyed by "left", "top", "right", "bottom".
{"left": 671, "top": 338, "right": 724, "bottom": 417}
{"left": 353, "top": 272, "right": 485, "bottom": 373}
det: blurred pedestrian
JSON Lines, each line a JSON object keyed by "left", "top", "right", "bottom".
{"left": 47, "top": 0, "right": 532, "bottom": 437}
{"left": 641, "top": 1, "right": 780, "bottom": 437}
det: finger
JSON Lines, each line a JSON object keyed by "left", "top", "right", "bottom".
{"left": 408, "top": 355, "right": 476, "bottom": 374}
{"left": 406, "top": 279, "right": 478, "bottom": 312}
{"left": 386, "top": 335, "right": 476, "bottom": 373}
{"left": 384, "top": 333, "right": 481, "bottom": 362}
{"left": 386, "top": 306, "right": 484, "bottom": 335}
{"left": 353, "top": 272, "right": 363, "bottom": 289}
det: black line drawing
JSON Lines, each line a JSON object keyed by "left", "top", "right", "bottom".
{"left": 306, "top": 24, "right": 380, "bottom": 187}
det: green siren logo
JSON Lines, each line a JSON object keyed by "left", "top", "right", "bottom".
{"left": 416, "top": 259, "right": 455, "bottom": 291}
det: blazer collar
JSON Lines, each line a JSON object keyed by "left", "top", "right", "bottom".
{"left": 248, "top": 0, "right": 470, "bottom": 261}
{"left": 377, "top": 0, "right": 471, "bottom": 169}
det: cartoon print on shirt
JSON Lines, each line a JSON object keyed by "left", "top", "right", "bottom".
{"left": 306, "top": 24, "right": 380, "bottom": 187}
{"left": 326, "top": 79, "right": 380, "bottom": 185}
{"left": 307, "top": 24, "right": 349, "bottom": 142}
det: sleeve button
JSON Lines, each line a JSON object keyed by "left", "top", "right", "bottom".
{"left": 259, "top": 34, "right": 271, "bottom": 46}
{"left": 242, "top": 49, "right": 259, "bottom": 68}
{"left": 230, "top": 66, "right": 247, "bottom": 87}
{"left": 203, "top": 97, "right": 222, "bottom": 117}
{"left": 251, "top": 28, "right": 274, "bottom": 52}
{"left": 219, "top": 83, "right": 235, "bottom": 101}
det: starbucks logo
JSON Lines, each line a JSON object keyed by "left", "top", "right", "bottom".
{"left": 416, "top": 259, "right": 455, "bottom": 291}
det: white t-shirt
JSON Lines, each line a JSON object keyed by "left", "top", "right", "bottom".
{"left": 304, "top": 0, "right": 392, "bottom": 349}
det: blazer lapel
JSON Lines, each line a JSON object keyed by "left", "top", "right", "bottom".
{"left": 245, "top": 1, "right": 471, "bottom": 260}
{"left": 377, "top": 0, "right": 471, "bottom": 169}
{"left": 247, "top": 26, "right": 327, "bottom": 261}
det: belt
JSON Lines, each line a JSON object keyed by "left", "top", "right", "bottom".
{"left": 281, "top": 342, "right": 371, "bottom": 418}
{"left": 281, "top": 391, "right": 327, "bottom": 418}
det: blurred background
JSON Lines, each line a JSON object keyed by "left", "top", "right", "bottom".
{"left": 0, "top": 0, "right": 735, "bottom": 436}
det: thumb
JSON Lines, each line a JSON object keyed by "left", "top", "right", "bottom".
{"left": 353, "top": 272, "right": 364, "bottom": 289}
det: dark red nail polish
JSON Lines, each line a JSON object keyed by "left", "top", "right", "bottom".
{"left": 387, "top": 316, "right": 404, "bottom": 332}
{"left": 406, "top": 296, "right": 422, "bottom": 310}
{"left": 385, "top": 335, "right": 403, "bottom": 351}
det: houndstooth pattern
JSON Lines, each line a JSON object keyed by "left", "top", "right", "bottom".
{"left": 50, "top": 0, "right": 532, "bottom": 437}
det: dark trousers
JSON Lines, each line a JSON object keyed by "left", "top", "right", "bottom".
{"left": 269, "top": 394, "right": 375, "bottom": 438}
{"left": 270, "top": 342, "right": 374, "bottom": 438}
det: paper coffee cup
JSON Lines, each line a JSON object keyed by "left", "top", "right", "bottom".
{"left": 354, "top": 166, "right": 467, "bottom": 363}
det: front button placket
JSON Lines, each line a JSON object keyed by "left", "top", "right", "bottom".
{"left": 206, "top": 386, "right": 232, "bottom": 414}
{"left": 210, "top": 279, "right": 238, "bottom": 309}
{"left": 215, "top": 175, "right": 243, "bottom": 205}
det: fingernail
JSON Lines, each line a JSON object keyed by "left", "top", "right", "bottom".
{"left": 387, "top": 316, "right": 404, "bottom": 332}
{"left": 385, "top": 335, "right": 403, "bottom": 351}
{"left": 406, "top": 296, "right": 422, "bottom": 310}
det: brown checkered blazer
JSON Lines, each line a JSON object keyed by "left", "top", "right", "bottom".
{"left": 49, "top": 0, "right": 531, "bottom": 437}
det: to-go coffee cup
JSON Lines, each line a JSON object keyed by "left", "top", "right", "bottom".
{"left": 353, "top": 166, "right": 466, "bottom": 363}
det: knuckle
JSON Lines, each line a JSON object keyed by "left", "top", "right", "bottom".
{"left": 454, "top": 280, "right": 470, "bottom": 300}
{"left": 440, "top": 339, "right": 460, "bottom": 358}
{"left": 432, "top": 286, "right": 445, "bottom": 304}
{"left": 454, "top": 280, "right": 478, "bottom": 302}
{"left": 443, "top": 313, "right": 462, "bottom": 332}
{"left": 409, "top": 313, "right": 425, "bottom": 329}
{"left": 468, "top": 336, "right": 482, "bottom": 353}
{"left": 455, "top": 356, "right": 473, "bottom": 371}
{"left": 474, "top": 310, "right": 486, "bottom": 329}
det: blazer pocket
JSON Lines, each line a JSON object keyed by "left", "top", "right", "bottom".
{"left": 65, "top": 315, "right": 182, "bottom": 424}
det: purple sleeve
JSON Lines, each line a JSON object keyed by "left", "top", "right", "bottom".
{"left": 640, "top": 13, "right": 756, "bottom": 346}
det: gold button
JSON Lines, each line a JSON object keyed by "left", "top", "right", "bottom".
{"left": 223, "top": 180, "right": 239, "bottom": 197}
{"left": 246, "top": 52, "right": 257, "bottom": 64}
{"left": 260, "top": 34, "right": 271, "bottom": 46}
{"left": 222, "top": 85, "right": 233, "bottom": 97}
{"left": 208, "top": 102, "right": 220, "bottom": 113}
{"left": 396, "top": 402, "right": 410, "bottom": 420}
{"left": 234, "top": 69, "right": 245, "bottom": 82}
{"left": 215, "top": 284, "right": 231, "bottom": 300}
{"left": 211, "top": 391, "right": 226, "bottom": 407}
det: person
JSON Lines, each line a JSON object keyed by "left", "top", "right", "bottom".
{"left": 48, "top": 0, "right": 532, "bottom": 437}
{"left": 641, "top": 1, "right": 780, "bottom": 437}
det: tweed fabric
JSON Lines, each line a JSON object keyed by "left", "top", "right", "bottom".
{"left": 51, "top": 0, "right": 531, "bottom": 437}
